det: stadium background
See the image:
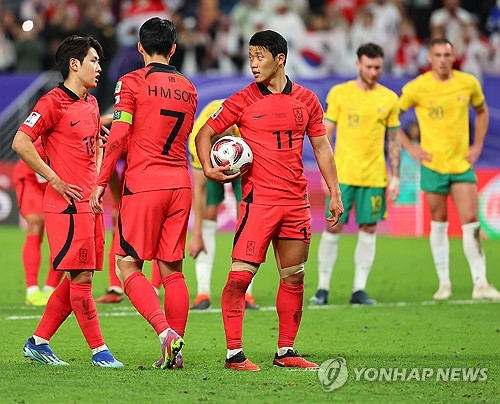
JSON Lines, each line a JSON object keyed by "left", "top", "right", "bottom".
{"left": 0, "top": 0, "right": 499, "bottom": 238}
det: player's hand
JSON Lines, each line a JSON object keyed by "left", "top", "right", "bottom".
{"left": 98, "top": 125, "right": 110, "bottom": 148}
{"left": 407, "top": 144, "right": 432, "bottom": 163}
{"left": 466, "top": 143, "right": 482, "bottom": 165}
{"left": 388, "top": 176, "right": 400, "bottom": 202}
{"left": 187, "top": 233, "right": 206, "bottom": 259}
{"left": 204, "top": 165, "right": 241, "bottom": 184}
{"left": 327, "top": 193, "right": 344, "bottom": 227}
{"left": 50, "top": 177, "right": 83, "bottom": 204}
{"left": 90, "top": 185, "right": 106, "bottom": 214}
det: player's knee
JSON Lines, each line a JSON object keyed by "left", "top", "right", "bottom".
{"left": 115, "top": 254, "right": 142, "bottom": 279}
{"left": 26, "top": 215, "right": 44, "bottom": 236}
{"left": 231, "top": 261, "right": 259, "bottom": 275}
{"left": 279, "top": 263, "right": 305, "bottom": 280}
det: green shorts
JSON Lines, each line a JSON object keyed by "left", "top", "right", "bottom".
{"left": 420, "top": 166, "right": 476, "bottom": 194}
{"left": 325, "top": 184, "right": 386, "bottom": 225}
{"left": 207, "top": 178, "right": 242, "bottom": 206}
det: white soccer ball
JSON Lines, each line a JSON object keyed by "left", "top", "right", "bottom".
{"left": 210, "top": 136, "right": 253, "bottom": 175}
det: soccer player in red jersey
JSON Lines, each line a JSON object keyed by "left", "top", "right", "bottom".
{"left": 90, "top": 17, "right": 197, "bottom": 369}
{"left": 13, "top": 139, "right": 63, "bottom": 306}
{"left": 196, "top": 30, "right": 344, "bottom": 371}
{"left": 12, "top": 35, "right": 122, "bottom": 367}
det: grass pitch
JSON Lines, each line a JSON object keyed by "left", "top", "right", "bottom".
{"left": 0, "top": 226, "right": 498, "bottom": 402}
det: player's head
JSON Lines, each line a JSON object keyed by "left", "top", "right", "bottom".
{"left": 428, "top": 37, "right": 455, "bottom": 78}
{"left": 55, "top": 35, "right": 103, "bottom": 87}
{"left": 356, "top": 43, "right": 384, "bottom": 88}
{"left": 248, "top": 30, "right": 287, "bottom": 84}
{"left": 139, "top": 17, "right": 177, "bottom": 59}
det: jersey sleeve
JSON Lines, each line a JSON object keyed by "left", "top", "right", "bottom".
{"left": 387, "top": 94, "right": 401, "bottom": 129}
{"left": 469, "top": 75, "right": 485, "bottom": 108}
{"left": 97, "top": 77, "right": 134, "bottom": 187}
{"left": 207, "top": 94, "right": 242, "bottom": 134}
{"left": 18, "top": 95, "right": 57, "bottom": 141}
{"left": 398, "top": 81, "right": 416, "bottom": 112}
{"left": 324, "top": 85, "right": 340, "bottom": 123}
{"left": 306, "top": 92, "right": 326, "bottom": 138}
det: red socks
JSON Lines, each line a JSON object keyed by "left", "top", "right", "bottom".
{"left": 108, "top": 234, "right": 122, "bottom": 288}
{"left": 162, "top": 272, "right": 189, "bottom": 337}
{"left": 44, "top": 267, "right": 63, "bottom": 289}
{"left": 221, "top": 270, "right": 254, "bottom": 349}
{"left": 23, "top": 234, "right": 41, "bottom": 287}
{"left": 34, "top": 277, "right": 72, "bottom": 340}
{"left": 151, "top": 260, "right": 162, "bottom": 290}
{"left": 69, "top": 281, "right": 104, "bottom": 349}
{"left": 124, "top": 271, "right": 169, "bottom": 335}
{"left": 276, "top": 280, "right": 304, "bottom": 348}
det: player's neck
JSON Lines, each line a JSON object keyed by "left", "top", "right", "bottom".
{"left": 431, "top": 69, "right": 454, "bottom": 82}
{"left": 260, "top": 72, "right": 287, "bottom": 93}
{"left": 144, "top": 54, "right": 170, "bottom": 66}
{"left": 63, "top": 78, "right": 88, "bottom": 99}
{"left": 355, "top": 77, "right": 376, "bottom": 91}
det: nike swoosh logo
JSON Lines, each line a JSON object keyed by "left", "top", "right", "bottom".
{"left": 70, "top": 121, "right": 80, "bottom": 127}
{"left": 87, "top": 314, "right": 97, "bottom": 320}
{"left": 253, "top": 114, "right": 266, "bottom": 120}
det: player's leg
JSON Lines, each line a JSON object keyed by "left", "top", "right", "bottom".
{"left": 421, "top": 167, "right": 452, "bottom": 300}
{"left": 222, "top": 202, "right": 273, "bottom": 371}
{"left": 273, "top": 205, "right": 318, "bottom": 369}
{"left": 67, "top": 213, "right": 122, "bottom": 367}
{"left": 23, "top": 213, "right": 46, "bottom": 305}
{"left": 150, "top": 260, "right": 162, "bottom": 294}
{"left": 191, "top": 179, "right": 221, "bottom": 309}
{"left": 311, "top": 185, "right": 354, "bottom": 305}
{"left": 350, "top": 187, "right": 386, "bottom": 305}
{"left": 153, "top": 189, "right": 191, "bottom": 369}
{"left": 96, "top": 210, "right": 124, "bottom": 303}
{"left": 450, "top": 180, "right": 500, "bottom": 300}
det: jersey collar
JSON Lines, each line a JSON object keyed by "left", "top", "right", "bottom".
{"left": 256, "top": 76, "right": 292, "bottom": 96}
{"left": 58, "top": 83, "right": 87, "bottom": 101}
{"left": 146, "top": 62, "right": 178, "bottom": 77}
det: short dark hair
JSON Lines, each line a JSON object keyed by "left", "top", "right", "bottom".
{"left": 139, "top": 17, "right": 176, "bottom": 57}
{"left": 429, "top": 37, "right": 453, "bottom": 48}
{"left": 357, "top": 43, "right": 384, "bottom": 59}
{"left": 55, "top": 35, "right": 104, "bottom": 80}
{"left": 249, "top": 30, "right": 288, "bottom": 65}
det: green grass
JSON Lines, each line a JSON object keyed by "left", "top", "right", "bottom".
{"left": 0, "top": 226, "right": 499, "bottom": 402}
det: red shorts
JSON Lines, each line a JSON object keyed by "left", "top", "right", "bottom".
{"left": 45, "top": 212, "right": 105, "bottom": 271}
{"left": 232, "top": 202, "right": 311, "bottom": 264}
{"left": 115, "top": 188, "right": 191, "bottom": 262}
{"left": 13, "top": 175, "right": 46, "bottom": 217}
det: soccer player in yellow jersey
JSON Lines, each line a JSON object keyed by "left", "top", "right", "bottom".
{"left": 187, "top": 99, "right": 259, "bottom": 310}
{"left": 310, "top": 43, "right": 401, "bottom": 305}
{"left": 399, "top": 37, "right": 500, "bottom": 301}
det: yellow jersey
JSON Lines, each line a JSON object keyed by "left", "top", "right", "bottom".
{"left": 399, "top": 70, "right": 485, "bottom": 174}
{"left": 188, "top": 99, "right": 240, "bottom": 169}
{"left": 325, "top": 80, "right": 400, "bottom": 187}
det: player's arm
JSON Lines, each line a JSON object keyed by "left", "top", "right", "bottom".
{"left": 195, "top": 123, "right": 239, "bottom": 183}
{"left": 467, "top": 102, "right": 489, "bottom": 165}
{"left": 187, "top": 169, "right": 208, "bottom": 258}
{"left": 310, "top": 134, "right": 343, "bottom": 226}
{"left": 89, "top": 119, "right": 130, "bottom": 213}
{"left": 387, "top": 128, "right": 401, "bottom": 202}
{"left": 12, "top": 131, "right": 83, "bottom": 203}
{"left": 320, "top": 120, "right": 337, "bottom": 196}
{"left": 398, "top": 111, "right": 432, "bottom": 163}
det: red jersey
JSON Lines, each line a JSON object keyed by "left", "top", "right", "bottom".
{"left": 98, "top": 63, "right": 197, "bottom": 193}
{"left": 18, "top": 84, "right": 100, "bottom": 213}
{"left": 207, "top": 77, "right": 326, "bottom": 205}
{"left": 14, "top": 138, "right": 47, "bottom": 183}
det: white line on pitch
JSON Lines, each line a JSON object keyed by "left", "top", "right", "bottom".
{"left": 1, "top": 299, "right": 498, "bottom": 321}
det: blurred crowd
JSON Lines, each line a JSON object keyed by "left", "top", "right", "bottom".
{"left": 1, "top": 0, "right": 499, "bottom": 107}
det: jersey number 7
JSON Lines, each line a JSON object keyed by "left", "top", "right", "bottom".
{"left": 160, "top": 109, "right": 186, "bottom": 155}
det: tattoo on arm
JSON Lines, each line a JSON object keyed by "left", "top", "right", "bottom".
{"left": 387, "top": 128, "right": 401, "bottom": 178}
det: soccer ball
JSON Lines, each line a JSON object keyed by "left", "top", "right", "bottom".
{"left": 210, "top": 136, "right": 253, "bottom": 175}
